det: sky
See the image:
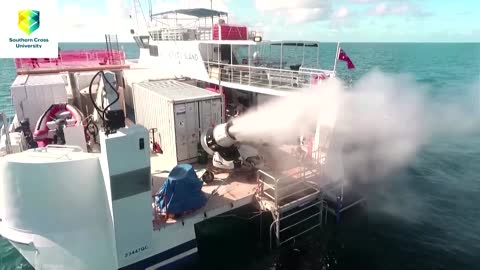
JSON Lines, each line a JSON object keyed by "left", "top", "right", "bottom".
{"left": 58, "top": 0, "right": 479, "bottom": 42}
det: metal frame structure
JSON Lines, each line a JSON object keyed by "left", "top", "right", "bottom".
{"left": 257, "top": 164, "right": 326, "bottom": 248}
{"left": 255, "top": 145, "right": 329, "bottom": 248}
{"left": 147, "top": 9, "right": 229, "bottom": 41}
{"left": 200, "top": 41, "right": 337, "bottom": 91}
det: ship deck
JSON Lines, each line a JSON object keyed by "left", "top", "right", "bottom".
{"left": 150, "top": 154, "right": 258, "bottom": 229}
{"left": 148, "top": 143, "right": 328, "bottom": 229}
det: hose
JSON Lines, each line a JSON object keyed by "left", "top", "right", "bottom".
{"left": 88, "top": 70, "right": 120, "bottom": 125}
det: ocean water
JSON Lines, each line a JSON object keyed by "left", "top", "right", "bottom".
{"left": 1, "top": 43, "right": 480, "bottom": 270}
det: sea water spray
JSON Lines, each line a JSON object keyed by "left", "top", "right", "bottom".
{"left": 230, "top": 70, "right": 478, "bottom": 184}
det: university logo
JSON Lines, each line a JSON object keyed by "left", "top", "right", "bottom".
{"left": 18, "top": 10, "right": 40, "bottom": 35}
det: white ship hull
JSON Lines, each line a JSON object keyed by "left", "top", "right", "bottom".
{"left": 0, "top": 126, "right": 257, "bottom": 270}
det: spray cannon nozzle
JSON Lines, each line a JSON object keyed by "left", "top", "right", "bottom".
{"left": 203, "top": 122, "right": 237, "bottom": 148}
{"left": 225, "top": 120, "right": 237, "bottom": 140}
{"left": 200, "top": 120, "right": 241, "bottom": 161}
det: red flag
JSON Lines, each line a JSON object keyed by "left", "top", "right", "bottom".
{"left": 338, "top": 48, "right": 355, "bottom": 69}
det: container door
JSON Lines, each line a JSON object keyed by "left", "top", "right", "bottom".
{"left": 174, "top": 104, "right": 189, "bottom": 161}
{"left": 174, "top": 102, "right": 199, "bottom": 161}
{"left": 199, "top": 98, "right": 223, "bottom": 134}
{"left": 185, "top": 102, "right": 199, "bottom": 160}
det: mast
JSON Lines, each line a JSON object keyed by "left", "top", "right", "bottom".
{"left": 211, "top": 0, "right": 213, "bottom": 26}
{"left": 333, "top": 42, "right": 340, "bottom": 73}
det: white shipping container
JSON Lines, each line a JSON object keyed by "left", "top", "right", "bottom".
{"left": 11, "top": 74, "right": 68, "bottom": 131}
{"left": 132, "top": 80, "right": 223, "bottom": 168}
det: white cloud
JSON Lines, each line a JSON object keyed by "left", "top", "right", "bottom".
{"left": 255, "top": 0, "right": 327, "bottom": 11}
{"left": 372, "top": 3, "right": 387, "bottom": 15}
{"left": 58, "top": 0, "right": 132, "bottom": 42}
{"left": 285, "top": 7, "right": 331, "bottom": 24}
{"left": 330, "top": 6, "right": 357, "bottom": 31}
{"left": 350, "top": 0, "right": 377, "bottom": 3}
{"left": 334, "top": 7, "right": 350, "bottom": 19}
{"left": 368, "top": 2, "right": 430, "bottom": 17}
{"left": 56, "top": 0, "right": 233, "bottom": 42}
{"left": 255, "top": 0, "right": 332, "bottom": 24}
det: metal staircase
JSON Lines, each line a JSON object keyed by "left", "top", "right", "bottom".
{"left": 256, "top": 165, "right": 327, "bottom": 248}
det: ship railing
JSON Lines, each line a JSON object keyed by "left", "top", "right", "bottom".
{"left": 197, "top": 27, "right": 212, "bottom": 40}
{"left": 268, "top": 199, "right": 325, "bottom": 248}
{"left": 149, "top": 26, "right": 213, "bottom": 41}
{"left": 204, "top": 61, "right": 334, "bottom": 90}
{"left": 160, "top": 28, "right": 187, "bottom": 41}
{"left": 14, "top": 49, "right": 126, "bottom": 73}
{"left": 258, "top": 167, "right": 319, "bottom": 210}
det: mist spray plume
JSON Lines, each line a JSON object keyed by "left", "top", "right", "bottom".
{"left": 229, "top": 70, "right": 478, "bottom": 184}
{"left": 231, "top": 69, "right": 479, "bottom": 222}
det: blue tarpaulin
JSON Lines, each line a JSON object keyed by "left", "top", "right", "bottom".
{"left": 155, "top": 164, "right": 207, "bottom": 215}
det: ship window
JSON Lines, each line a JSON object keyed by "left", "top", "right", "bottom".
{"left": 149, "top": 45, "right": 159, "bottom": 56}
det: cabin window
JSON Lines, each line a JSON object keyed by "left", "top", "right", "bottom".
{"left": 149, "top": 45, "right": 159, "bottom": 56}
{"left": 232, "top": 45, "right": 248, "bottom": 65}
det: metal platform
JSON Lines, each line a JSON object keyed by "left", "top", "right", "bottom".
{"left": 256, "top": 165, "right": 326, "bottom": 248}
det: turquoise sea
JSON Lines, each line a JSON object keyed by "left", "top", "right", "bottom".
{"left": 0, "top": 42, "right": 480, "bottom": 270}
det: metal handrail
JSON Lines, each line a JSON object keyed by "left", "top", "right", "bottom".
{"left": 277, "top": 186, "right": 316, "bottom": 202}
{"left": 206, "top": 61, "right": 334, "bottom": 91}
{"left": 279, "top": 212, "right": 320, "bottom": 233}
{"left": 258, "top": 165, "right": 320, "bottom": 211}
{"left": 14, "top": 50, "right": 126, "bottom": 72}
{"left": 278, "top": 223, "right": 322, "bottom": 246}
{"left": 278, "top": 200, "right": 322, "bottom": 222}
{"left": 205, "top": 61, "right": 334, "bottom": 76}
{"left": 149, "top": 26, "right": 213, "bottom": 41}
{"left": 269, "top": 199, "right": 324, "bottom": 248}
